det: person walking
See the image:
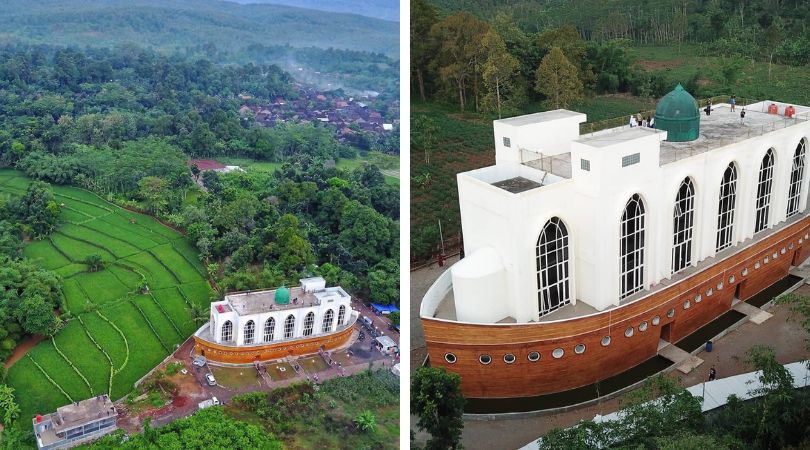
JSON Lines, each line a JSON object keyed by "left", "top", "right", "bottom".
{"left": 740, "top": 108, "right": 746, "bottom": 126}
{"left": 709, "top": 365, "right": 717, "bottom": 381}
{"left": 730, "top": 94, "right": 736, "bottom": 112}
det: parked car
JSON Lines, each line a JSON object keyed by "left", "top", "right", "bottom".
{"left": 198, "top": 397, "right": 221, "bottom": 409}
{"left": 205, "top": 373, "right": 216, "bottom": 386}
{"left": 192, "top": 356, "right": 206, "bottom": 367}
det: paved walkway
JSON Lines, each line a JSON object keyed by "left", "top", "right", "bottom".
{"left": 410, "top": 256, "right": 810, "bottom": 450}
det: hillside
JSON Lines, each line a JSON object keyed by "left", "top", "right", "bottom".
{"left": 226, "top": 0, "right": 400, "bottom": 22}
{"left": 0, "top": 0, "right": 399, "bottom": 57}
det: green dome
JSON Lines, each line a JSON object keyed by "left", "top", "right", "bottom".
{"left": 654, "top": 84, "right": 700, "bottom": 142}
{"left": 274, "top": 286, "right": 290, "bottom": 305}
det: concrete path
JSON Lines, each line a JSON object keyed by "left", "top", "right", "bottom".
{"left": 732, "top": 300, "right": 773, "bottom": 323}
{"left": 658, "top": 343, "right": 704, "bottom": 374}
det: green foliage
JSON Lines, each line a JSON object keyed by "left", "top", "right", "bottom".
{"left": 85, "top": 253, "right": 104, "bottom": 271}
{"left": 411, "top": 367, "right": 466, "bottom": 450}
{"left": 354, "top": 410, "right": 377, "bottom": 433}
{"left": 388, "top": 311, "right": 400, "bottom": 327}
{"left": 84, "top": 407, "right": 283, "bottom": 450}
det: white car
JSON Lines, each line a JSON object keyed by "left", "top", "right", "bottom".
{"left": 192, "top": 356, "right": 206, "bottom": 367}
{"left": 205, "top": 373, "right": 216, "bottom": 386}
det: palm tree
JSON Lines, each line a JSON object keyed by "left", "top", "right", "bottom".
{"left": 187, "top": 304, "right": 207, "bottom": 323}
{"left": 353, "top": 410, "right": 376, "bottom": 433}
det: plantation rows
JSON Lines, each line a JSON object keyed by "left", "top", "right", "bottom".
{"left": 410, "top": 107, "right": 496, "bottom": 260}
{"left": 0, "top": 170, "right": 212, "bottom": 428}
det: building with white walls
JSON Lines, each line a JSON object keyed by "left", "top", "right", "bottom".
{"left": 194, "top": 277, "right": 357, "bottom": 364}
{"left": 421, "top": 88, "right": 810, "bottom": 399}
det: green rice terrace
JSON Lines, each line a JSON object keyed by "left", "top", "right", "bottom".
{"left": 0, "top": 169, "right": 212, "bottom": 429}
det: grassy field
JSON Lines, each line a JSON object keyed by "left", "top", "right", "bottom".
{"left": 0, "top": 171, "right": 212, "bottom": 429}
{"left": 214, "top": 154, "right": 401, "bottom": 185}
{"left": 410, "top": 48, "right": 810, "bottom": 260}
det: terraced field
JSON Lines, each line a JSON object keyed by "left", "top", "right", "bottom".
{"left": 0, "top": 170, "right": 212, "bottom": 427}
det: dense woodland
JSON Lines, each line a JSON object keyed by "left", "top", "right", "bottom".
{"left": 0, "top": 0, "right": 399, "bottom": 58}
{"left": 412, "top": 0, "right": 810, "bottom": 114}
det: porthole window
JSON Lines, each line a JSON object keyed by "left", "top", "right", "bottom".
{"left": 639, "top": 321, "right": 648, "bottom": 332}
{"left": 528, "top": 351, "right": 540, "bottom": 362}
{"left": 504, "top": 354, "right": 516, "bottom": 364}
{"left": 707, "top": 288, "right": 713, "bottom": 296}
{"left": 772, "top": 251, "right": 778, "bottom": 259}
{"left": 790, "top": 242, "right": 794, "bottom": 250}
{"left": 574, "top": 344, "right": 586, "bottom": 354}
{"left": 652, "top": 315, "right": 660, "bottom": 325}
{"left": 479, "top": 354, "right": 492, "bottom": 365}
{"left": 743, "top": 268, "right": 749, "bottom": 276}
{"left": 601, "top": 336, "right": 611, "bottom": 346}
{"left": 717, "top": 281, "right": 723, "bottom": 290}
{"left": 695, "top": 293, "right": 702, "bottom": 303}
{"left": 729, "top": 275, "right": 735, "bottom": 283}
{"left": 805, "top": 233, "right": 808, "bottom": 239}
{"left": 667, "top": 308, "right": 675, "bottom": 318}
{"left": 781, "top": 247, "right": 786, "bottom": 254}
{"left": 552, "top": 348, "right": 564, "bottom": 359}
{"left": 684, "top": 299, "right": 691, "bottom": 309}
{"left": 445, "top": 353, "right": 457, "bottom": 364}
{"left": 800, "top": 238, "right": 804, "bottom": 244}
{"left": 625, "top": 327, "right": 634, "bottom": 338}
{"left": 755, "top": 261, "right": 761, "bottom": 269}
{"left": 764, "top": 257, "right": 769, "bottom": 264}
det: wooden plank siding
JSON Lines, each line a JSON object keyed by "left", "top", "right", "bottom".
{"left": 422, "top": 215, "right": 810, "bottom": 398}
{"left": 193, "top": 323, "right": 354, "bottom": 364}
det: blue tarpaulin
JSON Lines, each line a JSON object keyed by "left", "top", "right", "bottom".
{"left": 369, "top": 303, "right": 400, "bottom": 313}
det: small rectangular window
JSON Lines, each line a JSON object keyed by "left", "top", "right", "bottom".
{"left": 503, "top": 137, "right": 511, "bottom": 148}
{"left": 622, "top": 153, "right": 640, "bottom": 167}
{"left": 581, "top": 159, "right": 591, "bottom": 171}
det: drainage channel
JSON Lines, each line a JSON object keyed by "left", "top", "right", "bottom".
{"left": 447, "top": 273, "right": 805, "bottom": 417}
{"left": 462, "top": 355, "right": 671, "bottom": 416}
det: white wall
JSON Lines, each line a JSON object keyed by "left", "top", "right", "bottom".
{"left": 210, "top": 297, "right": 352, "bottom": 345}
{"left": 456, "top": 113, "right": 810, "bottom": 323}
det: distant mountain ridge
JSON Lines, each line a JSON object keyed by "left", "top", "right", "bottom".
{"left": 225, "top": 0, "right": 399, "bottom": 22}
{"left": 0, "top": 0, "right": 399, "bottom": 57}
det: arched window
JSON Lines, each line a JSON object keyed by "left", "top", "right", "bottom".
{"left": 716, "top": 163, "right": 738, "bottom": 251}
{"left": 672, "top": 178, "right": 696, "bottom": 273}
{"left": 244, "top": 320, "right": 255, "bottom": 344}
{"left": 221, "top": 320, "right": 233, "bottom": 342}
{"left": 787, "top": 139, "right": 807, "bottom": 218}
{"left": 302, "top": 312, "right": 315, "bottom": 336}
{"left": 284, "top": 315, "right": 295, "bottom": 339}
{"left": 536, "top": 217, "right": 570, "bottom": 316}
{"left": 620, "top": 194, "right": 645, "bottom": 299}
{"left": 337, "top": 305, "right": 346, "bottom": 326}
{"left": 322, "top": 309, "right": 334, "bottom": 333}
{"left": 755, "top": 149, "right": 775, "bottom": 233}
{"left": 264, "top": 317, "right": 275, "bottom": 342}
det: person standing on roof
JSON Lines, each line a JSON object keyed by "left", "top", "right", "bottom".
{"left": 730, "top": 95, "right": 736, "bottom": 112}
{"left": 629, "top": 115, "right": 637, "bottom": 128}
{"left": 740, "top": 108, "right": 746, "bottom": 126}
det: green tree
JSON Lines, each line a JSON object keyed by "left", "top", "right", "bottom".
{"left": 354, "top": 410, "right": 377, "bottom": 433}
{"left": 430, "top": 13, "right": 490, "bottom": 112}
{"left": 761, "top": 20, "right": 783, "bottom": 82}
{"left": 480, "top": 30, "right": 519, "bottom": 119}
{"left": 367, "top": 259, "right": 399, "bottom": 306}
{"left": 411, "top": 115, "right": 437, "bottom": 164}
{"left": 411, "top": 367, "right": 466, "bottom": 450}
{"left": 85, "top": 253, "right": 104, "bottom": 271}
{"left": 410, "top": 0, "right": 438, "bottom": 102}
{"left": 18, "top": 181, "right": 61, "bottom": 237}
{"left": 535, "top": 47, "right": 583, "bottom": 109}
{"left": 138, "top": 176, "right": 170, "bottom": 215}
{"left": 388, "top": 311, "right": 400, "bottom": 327}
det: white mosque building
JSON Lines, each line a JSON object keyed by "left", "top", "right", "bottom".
{"left": 421, "top": 87, "right": 810, "bottom": 399}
